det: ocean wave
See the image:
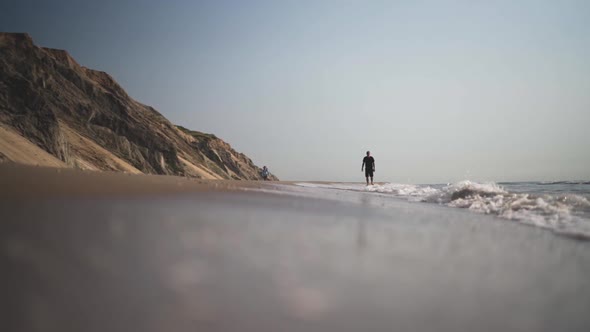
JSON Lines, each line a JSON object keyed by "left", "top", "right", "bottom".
{"left": 293, "top": 181, "right": 590, "bottom": 239}
{"left": 539, "top": 180, "right": 590, "bottom": 185}
{"left": 365, "top": 183, "right": 439, "bottom": 200}
{"left": 367, "top": 180, "right": 590, "bottom": 240}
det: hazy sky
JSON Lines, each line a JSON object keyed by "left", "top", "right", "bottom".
{"left": 3, "top": 0, "right": 589, "bottom": 183}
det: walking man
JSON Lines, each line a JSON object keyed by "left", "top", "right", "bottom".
{"left": 362, "top": 151, "right": 375, "bottom": 185}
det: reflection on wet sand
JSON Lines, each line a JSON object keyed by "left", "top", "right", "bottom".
{"left": 356, "top": 194, "right": 370, "bottom": 252}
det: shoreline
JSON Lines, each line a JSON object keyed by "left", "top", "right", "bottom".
{"left": 2, "top": 163, "right": 589, "bottom": 242}
{"left": 0, "top": 163, "right": 292, "bottom": 199}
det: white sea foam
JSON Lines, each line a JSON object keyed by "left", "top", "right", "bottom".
{"left": 366, "top": 183, "right": 439, "bottom": 201}
{"left": 294, "top": 183, "right": 366, "bottom": 191}
{"left": 294, "top": 181, "right": 590, "bottom": 240}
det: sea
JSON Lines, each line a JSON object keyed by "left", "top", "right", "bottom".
{"left": 295, "top": 180, "right": 590, "bottom": 240}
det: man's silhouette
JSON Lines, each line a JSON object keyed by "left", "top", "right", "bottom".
{"left": 362, "top": 151, "right": 375, "bottom": 185}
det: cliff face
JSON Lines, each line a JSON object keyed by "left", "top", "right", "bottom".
{"left": 0, "top": 33, "right": 277, "bottom": 180}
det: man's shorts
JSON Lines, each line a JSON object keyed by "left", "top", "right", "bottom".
{"left": 365, "top": 169, "right": 374, "bottom": 177}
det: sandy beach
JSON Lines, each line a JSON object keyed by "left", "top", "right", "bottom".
{"left": 2, "top": 164, "right": 590, "bottom": 332}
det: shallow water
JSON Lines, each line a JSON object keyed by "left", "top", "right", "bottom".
{"left": 295, "top": 180, "right": 590, "bottom": 239}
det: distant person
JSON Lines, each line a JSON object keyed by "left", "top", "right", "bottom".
{"left": 261, "top": 166, "right": 270, "bottom": 181}
{"left": 362, "top": 151, "right": 375, "bottom": 185}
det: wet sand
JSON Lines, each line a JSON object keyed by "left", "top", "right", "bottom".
{"left": 1, "top": 164, "right": 590, "bottom": 331}
{"left": 0, "top": 163, "right": 276, "bottom": 199}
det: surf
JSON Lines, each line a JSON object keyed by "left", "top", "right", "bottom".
{"left": 295, "top": 180, "right": 590, "bottom": 240}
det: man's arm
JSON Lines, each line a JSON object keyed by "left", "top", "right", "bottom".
{"left": 373, "top": 159, "right": 375, "bottom": 172}
{"left": 361, "top": 158, "right": 365, "bottom": 171}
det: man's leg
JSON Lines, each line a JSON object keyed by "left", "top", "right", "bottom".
{"left": 370, "top": 176, "right": 374, "bottom": 185}
{"left": 366, "top": 177, "right": 369, "bottom": 185}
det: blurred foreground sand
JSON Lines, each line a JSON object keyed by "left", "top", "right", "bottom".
{"left": 1, "top": 164, "right": 590, "bottom": 332}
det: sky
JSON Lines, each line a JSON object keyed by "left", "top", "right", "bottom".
{"left": 2, "top": 0, "right": 589, "bottom": 183}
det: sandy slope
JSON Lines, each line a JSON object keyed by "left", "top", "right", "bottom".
{"left": 0, "top": 125, "right": 67, "bottom": 168}
{"left": 58, "top": 122, "right": 142, "bottom": 173}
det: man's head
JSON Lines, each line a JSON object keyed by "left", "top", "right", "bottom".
{"left": 366, "top": 151, "right": 370, "bottom": 156}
